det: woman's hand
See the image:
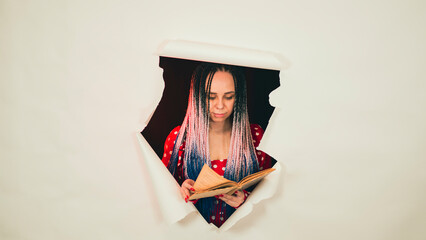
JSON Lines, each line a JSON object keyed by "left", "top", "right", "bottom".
{"left": 180, "top": 179, "right": 195, "bottom": 202}
{"left": 218, "top": 190, "right": 246, "bottom": 208}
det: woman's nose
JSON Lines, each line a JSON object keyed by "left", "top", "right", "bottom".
{"left": 216, "top": 98, "right": 224, "bottom": 109}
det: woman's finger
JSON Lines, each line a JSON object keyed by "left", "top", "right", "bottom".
{"left": 234, "top": 191, "right": 244, "bottom": 198}
{"left": 221, "top": 191, "right": 242, "bottom": 201}
{"left": 220, "top": 197, "right": 238, "bottom": 207}
{"left": 185, "top": 179, "right": 195, "bottom": 186}
{"left": 182, "top": 179, "right": 195, "bottom": 189}
{"left": 180, "top": 187, "right": 187, "bottom": 199}
{"left": 218, "top": 192, "right": 244, "bottom": 208}
{"left": 180, "top": 179, "right": 195, "bottom": 202}
{"left": 181, "top": 185, "right": 190, "bottom": 196}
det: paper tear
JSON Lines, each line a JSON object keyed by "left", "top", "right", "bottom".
{"left": 136, "top": 133, "right": 198, "bottom": 224}
{"left": 137, "top": 132, "right": 283, "bottom": 231}
{"left": 157, "top": 39, "right": 290, "bottom": 70}
{"left": 219, "top": 162, "right": 282, "bottom": 231}
{"left": 137, "top": 39, "right": 288, "bottom": 231}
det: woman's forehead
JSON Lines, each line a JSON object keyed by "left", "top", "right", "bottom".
{"left": 208, "top": 71, "right": 235, "bottom": 93}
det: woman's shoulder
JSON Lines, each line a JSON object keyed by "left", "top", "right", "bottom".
{"left": 164, "top": 126, "right": 181, "bottom": 146}
{"left": 250, "top": 123, "right": 263, "bottom": 132}
{"left": 168, "top": 126, "right": 181, "bottom": 135}
{"left": 250, "top": 124, "right": 265, "bottom": 147}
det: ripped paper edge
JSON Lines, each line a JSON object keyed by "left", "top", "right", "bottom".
{"left": 137, "top": 132, "right": 283, "bottom": 231}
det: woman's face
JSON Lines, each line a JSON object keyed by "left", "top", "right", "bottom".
{"left": 208, "top": 71, "right": 236, "bottom": 123}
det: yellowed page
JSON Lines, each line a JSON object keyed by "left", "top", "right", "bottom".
{"left": 188, "top": 186, "right": 238, "bottom": 200}
{"left": 192, "top": 164, "right": 235, "bottom": 191}
{"left": 238, "top": 168, "right": 276, "bottom": 187}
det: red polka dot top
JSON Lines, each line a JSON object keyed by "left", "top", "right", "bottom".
{"left": 161, "top": 124, "right": 272, "bottom": 227}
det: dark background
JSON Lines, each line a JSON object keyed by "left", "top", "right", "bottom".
{"left": 141, "top": 57, "right": 280, "bottom": 159}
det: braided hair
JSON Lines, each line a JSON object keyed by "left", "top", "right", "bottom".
{"left": 167, "top": 62, "right": 259, "bottom": 224}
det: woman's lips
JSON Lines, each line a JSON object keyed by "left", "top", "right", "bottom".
{"left": 214, "top": 113, "right": 226, "bottom": 118}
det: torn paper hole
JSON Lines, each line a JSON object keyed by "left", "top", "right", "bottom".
{"left": 138, "top": 40, "right": 288, "bottom": 231}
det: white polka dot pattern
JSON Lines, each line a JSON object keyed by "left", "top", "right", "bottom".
{"left": 160, "top": 124, "right": 272, "bottom": 228}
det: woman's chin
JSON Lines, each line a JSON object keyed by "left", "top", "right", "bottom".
{"left": 209, "top": 116, "right": 229, "bottom": 123}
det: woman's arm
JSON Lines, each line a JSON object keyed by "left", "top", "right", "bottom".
{"left": 251, "top": 124, "right": 273, "bottom": 170}
{"left": 161, "top": 127, "right": 198, "bottom": 203}
{"left": 161, "top": 126, "right": 181, "bottom": 167}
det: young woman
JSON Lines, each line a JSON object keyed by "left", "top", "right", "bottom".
{"left": 161, "top": 63, "right": 272, "bottom": 227}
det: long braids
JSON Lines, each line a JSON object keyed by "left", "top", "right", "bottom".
{"left": 167, "top": 63, "right": 259, "bottom": 224}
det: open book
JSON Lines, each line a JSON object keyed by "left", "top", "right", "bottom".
{"left": 188, "top": 164, "right": 275, "bottom": 200}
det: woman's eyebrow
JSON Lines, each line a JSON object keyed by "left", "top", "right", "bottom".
{"left": 209, "top": 91, "right": 235, "bottom": 95}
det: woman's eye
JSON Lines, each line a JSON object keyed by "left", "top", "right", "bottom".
{"left": 208, "top": 95, "right": 233, "bottom": 100}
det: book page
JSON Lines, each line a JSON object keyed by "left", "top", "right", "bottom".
{"left": 238, "top": 168, "right": 275, "bottom": 187}
{"left": 190, "top": 166, "right": 275, "bottom": 200}
{"left": 192, "top": 164, "right": 236, "bottom": 191}
{"left": 188, "top": 186, "right": 238, "bottom": 200}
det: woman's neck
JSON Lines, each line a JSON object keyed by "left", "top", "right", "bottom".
{"left": 209, "top": 119, "right": 232, "bottom": 134}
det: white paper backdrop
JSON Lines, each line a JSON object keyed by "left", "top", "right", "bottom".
{"left": 1, "top": 0, "right": 425, "bottom": 239}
